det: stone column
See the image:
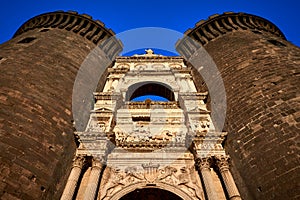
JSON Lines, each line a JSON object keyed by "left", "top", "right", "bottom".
{"left": 83, "top": 157, "right": 105, "bottom": 200}
{"left": 215, "top": 155, "right": 242, "bottom": 200}
{"left": 195, "top": 157, "right": 219, "bottom": 200}
{"left": 61, "top": 156, "right": 85, "bottom": 200}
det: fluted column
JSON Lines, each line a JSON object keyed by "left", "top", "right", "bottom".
{"left": 83, "top": 157, "right": 105, "bottom": 200}
{"left": 61, "top": 156, "right": 85, "bottom": 200}
{"left": 215, "top": 155, "right": 242, "bottom": 200}
{"left": 195, "top": 157, "right": 219, "bottom": 200}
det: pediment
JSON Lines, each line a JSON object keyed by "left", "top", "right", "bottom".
{"left": 94, "top": 107, "right": 113, "bottom": 112}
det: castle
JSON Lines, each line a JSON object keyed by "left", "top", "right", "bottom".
{"left": 0, "top": 11, "right": 299, "bottom": 200}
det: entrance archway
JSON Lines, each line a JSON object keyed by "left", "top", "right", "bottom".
{"left": 109, "top": 182, "right": 194, "bottom": 200}
{"left": 120, "top": 188, "right": 182, "bottom": 200}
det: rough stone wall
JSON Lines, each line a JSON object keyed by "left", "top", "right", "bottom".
{"left": 204, "top": 30, "right": 300, "bottom": 200}
{"left": 178, "top": 14, "right": 300, "bottom": 199}
{"left": 0, "top": 12, "right": 122, "bottom": 199}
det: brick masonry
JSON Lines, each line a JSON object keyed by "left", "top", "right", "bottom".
{"left": 177, "top": 13, "right": 300, "bottom": 200}
{"left": 0, "top": 11, "right": 122, "bottom": 199}
{"left": 207, "top": 30, "right": 299, "bottom": 200}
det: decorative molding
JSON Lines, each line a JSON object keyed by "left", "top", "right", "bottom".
{"left": 195, "top": 157, "right": 213, "bottom": 170}
{"left": 100, "top": 165, "right": 204, "bottom": 200}
{"left": 14, "top": 11, "right": 123, "bottom": 59}
{"left": 114, "top": 130, "right": 186, "bottom": 149}
{"left": 215, "top": 155, "right": 230, "bottom": 172}
{"left": 124, "top": 101, "right": 180, "bottom": 109}
{"left": 115, "top": 55, "right": 185, "bottom": 62}
{"left": 72, "top": 155, "right": 86, "bottom": 168}
{"left": 176, "top": 12, "right": 286, "bottom": 58}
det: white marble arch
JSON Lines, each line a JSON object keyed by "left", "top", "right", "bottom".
{"left": 108, "top": 182, "right": 194, "bottom": 200}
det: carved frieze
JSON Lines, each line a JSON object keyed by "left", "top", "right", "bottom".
{"left": 100, "top": 164, "right": 204, "bottom": 200}
{"left": 72, "top": 50, "right": 225, "bottom": 200}
{"left": 114, "top": 129, "right": 186, "bottom": 149}
{"left": 86, "top": 118, "right": 106, "bottom": 132}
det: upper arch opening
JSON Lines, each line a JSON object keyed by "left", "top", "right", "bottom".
{"left": 126, "top": 82, "right": 175, "bottom": 101}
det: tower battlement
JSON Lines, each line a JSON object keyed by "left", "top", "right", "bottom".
{"left": 13, "top": 11, "right": 123, "bottom": 59}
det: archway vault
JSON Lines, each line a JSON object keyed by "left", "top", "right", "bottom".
{"left": 109, "top": 182, "right": 194, "bottom": 200}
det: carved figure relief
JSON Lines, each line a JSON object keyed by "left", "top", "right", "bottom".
{"left": 114, "top": 128, "right": 185, "bottom": 148}
{"left": 100, "top": 164, "right": 204, "bottom": 200}
{"left": 86, "top": 118, "right": 106, "bottom": 132}
{"left": 68, "top": 51, "right": 231, "bottom": 200}
{"left": 100, "top": 168, "right": 126, "bottom": 199}
{"left": 177, "top": 167, "right": 204, "bottom": 199}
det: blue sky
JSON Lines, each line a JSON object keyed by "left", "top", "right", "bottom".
{"left": 1, "top": 0, "right": 299, "bottom": 52}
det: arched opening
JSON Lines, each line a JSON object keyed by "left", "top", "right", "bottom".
{"left": 119, "top": 188, "right": 183, "bottom": 200}
{"left": 127, "top": 82, "right": 175, "bottom": 101}
{"left": 132, "top": 95, "right": 169, "bottom": 102}
{"left": 110, "top": 182, "right": 193, "bottom": 200}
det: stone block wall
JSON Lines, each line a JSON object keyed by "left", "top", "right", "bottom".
{"left": 177, "top": 13, "right": 300, "bottom": 199}
{"left": 0, "top": 11, "right": 122, "bottom": 199}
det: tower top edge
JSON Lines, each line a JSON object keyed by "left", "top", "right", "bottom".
{"left": 182, "top": 12, "right": 286, "bottom": 41}
{"left": 13, "top": 10, "right": 112, "bottom": 36}
{"left": 12, "top": 10, "right": 123, "bottom": 49}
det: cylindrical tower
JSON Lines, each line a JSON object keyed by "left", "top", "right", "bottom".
{"left": 176, "top": 12, "right": 300, "bottom": 199}
{"left": 0, "top": 11, "right": 122, "bottom": 199}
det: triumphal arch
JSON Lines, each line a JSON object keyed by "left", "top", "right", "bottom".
{"left": 61, "top": 49, "right": 241, "bottom": 200}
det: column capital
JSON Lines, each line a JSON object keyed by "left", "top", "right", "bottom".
{"left": 91, "top": 156, "right": 105, "bottom": 170}
{"left": 195, "top": 156, "right": 213, "bottom": 171}
{"left": 215, "top": 155, "right": 242, "bottom": 199}
{"left": 215, "top": 155, "right": 230, "bottom": 172}
{"left": 73, "top": 155, "right": 85, "bottom": 168}
{"left": 84, "top": 156, "right": 106, "bottom": 200}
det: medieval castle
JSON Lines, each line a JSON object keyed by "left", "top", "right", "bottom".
{"left": 0, "top": 11, "right": 299, "bottom": 200}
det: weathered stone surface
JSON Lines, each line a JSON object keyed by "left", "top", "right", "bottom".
{"left": 2, "top": 10, "right": 299, "bottom": 200}
{"left": 177, "top": 12, "right": 300, "bottom": 200}
{"left": 0, "top": 11, "right": 122, "bottom": 200}
{"left": 68, "top": 50, "right": 232, "bottom": 200}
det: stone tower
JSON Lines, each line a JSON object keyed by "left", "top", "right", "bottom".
{"left": 176, "top": 12, "right": 300, "bottom": 199}
{"left": 0, "top": 11, "right": 299, "bottom": 200}
{"left": 0, "top": 11, "right": 122, "bottom": 199}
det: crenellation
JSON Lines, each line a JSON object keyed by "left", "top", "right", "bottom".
{"left": 13, "top": 12, "right": 123, "bottom": 57}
